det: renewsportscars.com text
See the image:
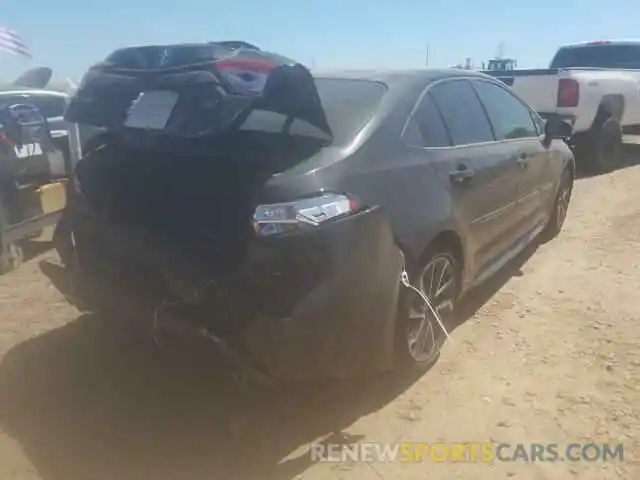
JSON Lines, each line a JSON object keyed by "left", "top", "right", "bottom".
{"left": 310, "top": 442, "right": 624, "bottom": 463}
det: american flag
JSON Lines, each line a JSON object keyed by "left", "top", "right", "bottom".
{"left": 0, "top": 27, "right": 31, "bottom": 58}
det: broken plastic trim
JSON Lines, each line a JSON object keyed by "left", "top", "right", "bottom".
{"left": 152, "top": 297, "right": 275, "bottom": 385}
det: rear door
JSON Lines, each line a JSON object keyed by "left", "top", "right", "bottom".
{"left": 424, "top": 78, "right": 518, "bottom": 276}
{"left": 471, "top": 79, "right": 552, "bottom": 240}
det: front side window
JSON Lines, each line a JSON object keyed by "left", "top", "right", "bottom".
{"left": 472, "top": 80, "right": 538, "bottom": 140}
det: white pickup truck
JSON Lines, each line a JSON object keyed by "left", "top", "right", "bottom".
{"left": 484, "top": 40, "right": 640, "bottom": 174}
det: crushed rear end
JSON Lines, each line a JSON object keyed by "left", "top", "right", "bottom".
{"left": 52, "top": 43, "right": 402, "bottom": 381}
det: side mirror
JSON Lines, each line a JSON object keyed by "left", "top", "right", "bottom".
{"left": 544, "top": 117, "right": 573, "bottom": 141}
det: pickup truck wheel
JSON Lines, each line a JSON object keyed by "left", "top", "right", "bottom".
{"left": 0, "top": 197, "right": 24, "bottom": 274}
{"left": 577, "top": 119, "right": 622, "bottom": 175}
{"left": 396, "top": 248, "right": 459, "bottom": 370}
{"left": 0, "top": 242, "right": 24, "bottom": 274}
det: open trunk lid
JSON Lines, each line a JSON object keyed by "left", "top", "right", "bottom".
{"left": 64, "top": 42, "right": 332, "bottom": 141}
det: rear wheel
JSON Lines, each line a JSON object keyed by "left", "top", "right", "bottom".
{"left": 541, "top": 168, "right": 573, "bottom": 242}
{"left": 396, "top": 248, "right": 459, "bottom": 369}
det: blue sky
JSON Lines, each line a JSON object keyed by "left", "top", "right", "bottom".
{"left": 0, "top": 0, "right": 636, "bottom": 82}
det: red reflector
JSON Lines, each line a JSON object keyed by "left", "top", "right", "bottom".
{"left": 214, "top": 58, "right": 278, "bottom": 73}
{"left": 557, "top": 78, "right": 579, "bottom": 107}
{"left": 348, "top": 195, "right": 360, "bottom": 212}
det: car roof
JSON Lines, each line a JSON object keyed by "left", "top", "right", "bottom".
{"left": 560, "top": 39, "right": 640, "bottom": 48}
{"left": 313, "top": 68, "right": 493, "bottom": 86}
{"left": 304, "top": 69, "right": 502, "bottom": 153}
{"left": 312, "top": 68, "right": 500, "bottom": 122}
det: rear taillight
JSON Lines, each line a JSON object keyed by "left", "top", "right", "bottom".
{"left": 252, "top": 194, "right": 360, "bottom": 236}
{"left": 557, "top": 78, "right": 579, "bottom": 107}
{"left": 215, "top": 58, "right": 278, "bottom": 73}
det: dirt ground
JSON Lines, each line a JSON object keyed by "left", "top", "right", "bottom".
{"left": 0, "top": 153, "right": 639, "bottom": 480}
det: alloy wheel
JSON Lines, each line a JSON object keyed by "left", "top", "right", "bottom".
{"left": 555, "top": 180, "right": 571, "bottom": 230}
{"left": 406, "top": 255, "right": 456, "bottom": 363}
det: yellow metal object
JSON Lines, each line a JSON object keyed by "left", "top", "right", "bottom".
{"left": 20, "top": 180, "right": 68, "bottom": 241}
{"left": 36, "top": 180, "right": 68, "bottom": 213}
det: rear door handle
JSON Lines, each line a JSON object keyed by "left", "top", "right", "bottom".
{"left": 516, "top": 152, "right": 529, "bottom": 168}
{"left": 449, "top": 166, "right": 475, "bottom": 183}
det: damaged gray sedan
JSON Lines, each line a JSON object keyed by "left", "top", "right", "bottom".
{"left": 52, "top": 42, "right": 575, "bottom": 381}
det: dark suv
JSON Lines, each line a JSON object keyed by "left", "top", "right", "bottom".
{"left": 52, "top": 44, "right": 574, "bottom": 382}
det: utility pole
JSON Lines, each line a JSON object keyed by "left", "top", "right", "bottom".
{"left": 425, "top": 44, "right": 430, "bottom": 67}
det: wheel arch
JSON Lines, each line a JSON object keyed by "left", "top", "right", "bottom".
{"left": 399, "top": 229, "right": 465, "bottom": 295}
{"left": 593, "top": 94, "right": 625, "bottom": 129}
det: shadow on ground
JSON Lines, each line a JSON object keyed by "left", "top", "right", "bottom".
{"left": 22, "top": 240, "right": 53, "bottom": 263}
{"left": 0, "top": 237, "right": 539, "bottom": 480}
{"left": 0, "top": 140, "right": 629, "bottom": 480}
{"left": 575, "top": 144, "right": 640, "bottom": 180}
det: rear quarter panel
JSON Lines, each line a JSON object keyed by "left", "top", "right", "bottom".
{"left": 264, "top": 121, "right": 462, "bottom": 271}
{"left": 262, "top": 81, "right": 462, "bottom": 268}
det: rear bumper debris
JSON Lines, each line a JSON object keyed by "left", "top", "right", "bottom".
{"left": 52, "top": 201, "right": 403, "bottom": 381}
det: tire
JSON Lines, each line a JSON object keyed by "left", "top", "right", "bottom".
{"left": 575, "top": 119, "right": 621, "bottom": 175}
{"left": 0, "top": 241, "right": 24, "bottom": 274}
{"left": 0, "top": 196, "right": 24, "bottom": 274}
{"left": 395, "top": 246, "right": 460, "bottom": 370}
{"left": 541, "top": 168, "right": 573, "bottom": 242}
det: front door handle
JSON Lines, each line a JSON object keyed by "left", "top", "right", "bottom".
{"left": 449, "top": 166, "right": 475, "bottom": 183}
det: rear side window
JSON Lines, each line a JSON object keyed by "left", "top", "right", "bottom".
{"left": 241, "top": 78, "right": 387, "bottom": 146}
{"left": 404, "top": 92, "right": 451, "bottom": 147}
{"left": 550, "top": 44, "right": 640, "bottom": 69}
{"left": 316, "top": 79, "right": 386, "bottom": 145}
{"left": 472, "top": 80, "right": 538, "bottom": 140}
{"left": 429, "top": 80, "right": 494, "bottom": 145}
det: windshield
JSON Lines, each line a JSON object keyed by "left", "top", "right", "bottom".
{"left": 550, "top": 44, "right": 640, "bottom": 69}
{"left": 240, "top": 78, "right": 387, "bottom": 146}
{"left": 0, "top": 94, "right": 67, "bottom": 119}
